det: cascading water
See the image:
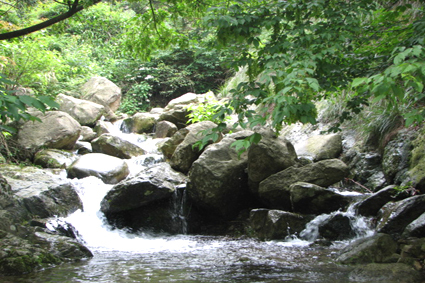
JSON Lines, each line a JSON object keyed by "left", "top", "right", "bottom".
{"left": 3, "top": 121, "right": 404, "bottom": 283}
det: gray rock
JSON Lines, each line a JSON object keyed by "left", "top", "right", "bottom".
{"left": 318, "top": 214, "right": 356, "bottom": 240}
{"left": 155, "top": 121, "right": 178, "bottom": 138}
{"left": 377, "top": 194, "right": 425, "bottom": 234}
{"left": 402, "top": 212, "right": 425, "bottom": 237}
{"left": 100, "top": 163, "right": 186, "bottom": 214}
{"left": 159, "top": 104, "right": 191, "bottom": 129}
{"left": 121, "top": 113, "right": 157, "bottom": 134}
{"left": 34, "top": 149, "right": 78, "bottom": 169}
{"left": 290, "top": 182, "right": 349, "bottom": 214}
{"left": 67, "top": 153, "right": 130, "bottom": 184}
{"left": 247, "top": 129, "right": 298, "bottom": 194}
{"left": 249, "top": 209, "right": 312, "bottom": 240}
{"left": 303, "top": 134, "right": 343, "bottom": 161}
{"left": 16, "top": 110, "right": 81, "bottom": 150}
{"left": 187, "top": 137, "right": 250, "bottom": 219}
{"left": 79, "top": 126, "right": 97, "bottom": 142}
{"left": 258, "top": 159, "right": 349, "bottom": 210}
{"left": 337, "top": 233, "right": 398, "bottom": 264}
{"left": 164, "top": 92, "right": 198, "bottom": 110}
{"left": 81, "top": 76, "right": 121, "bottom": 120}
{"left": 356, "top": 185, "right": 408, "bottom": 217}
{"left": 348, "top": 263, "right": 422, "bottom": 283}
{"left": 159, "top": 128, "right": 189, "bottom": 160}
{"left": 91, "top": 133, "right": 146, "bottom": 159}
{"left": 170, "top": 121, "right": 220, "bottom": 174}
{"left": 57, "top": 93, "right": 105, "bottom": 126}
{"left": 0, "top": 164, "right": 82, "bottom": 218}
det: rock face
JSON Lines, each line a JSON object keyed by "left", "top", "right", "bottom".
{"left": 247, "top": 130, "right": 298, "bottom": 194}
{"left": 81, "top": 76, "right": 121, "bottom": 120}
{"left": 187, "top": 138, "right": 251, "bottom": 219}
{"left": 355, "top": 185, "right": 407, "bottom": 217}
{"left": 17, "top": 111, "right": 81, "bottom": 150}
{"left": 249, "top": 209, "right": 312, "bottom": 240}
{"left": 337, "top": 233, "right": 398, "bottom": 264}
{"left": 91, "top": 133, "right": 146, "bottom": 159}
{"left": 159, "top": 128, "right": 189, "bottom": 160}
{"left": 318, "top": 214, "right": 356, "bottom": 240}
{"left": 170, "top": 121, "right": 220, "bottom": 174}
{"left": 159, "top": 105, "right": 191, "bottom": 129}
{"left": 67, "top": 153, "right": 130, "bottom": 184}
{"left": 258, "top": 159, "right": 349, "bottom": 210}
{"left": 57, "top": 93, "right": 105, "bottom": 126}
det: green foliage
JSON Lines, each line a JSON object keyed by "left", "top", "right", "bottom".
{"left": 186, "top": 93, "right": 227, "bottom": 124}
{"left": 0, "top": 73, "right": 59, "bottom": 133}
{"left": 118, "top": 81, "right": 152, "bottom": 114}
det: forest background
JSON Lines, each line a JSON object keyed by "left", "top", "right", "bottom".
{"left": 0, "top": 0, "right": 424, "bottom": 154}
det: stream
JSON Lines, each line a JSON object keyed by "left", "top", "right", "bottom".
{"left": 0, "top": 123, "right": 403, "bottom": 283}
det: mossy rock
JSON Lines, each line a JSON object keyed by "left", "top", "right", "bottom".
{"left": 408, "top": 127, "right": 425, "bottom": 192}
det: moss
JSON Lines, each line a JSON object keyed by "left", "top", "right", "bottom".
{"left": 409, "top": 127, "right": 425, "bottom": 191}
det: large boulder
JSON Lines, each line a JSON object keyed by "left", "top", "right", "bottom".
{"left": 100, "top": 163, "right": 187, "bottom": 233}
{"left": 91, "top": 133, "right": 146, "bottom": 159}
{"left": 337, "top": 233, "right": 398, "bottom": 264}
{"left": 16, "top": 111, "right": 81, "bottom": 150}
{"left": 100, "top": 163, "right": 186, "bottom": 215}
{"left": 164, "top": 92, "right": 199, "bottom": 109}
{"left": 81, "top": 77, "right": 121, "bottom": 120}
{"left": 186, "top": 137, "right": 251, "bottom": 219}
{"left": 57, "top": 93, "right": 105, "bottom": 126}
{"left": 67, "top": 153, "right": 130, "bottom": 184}
{"left": 402, "top": 212, "right": 425, "bottom": 237}
{"left": 159, "top": 104, "right": 190, "bottom": 129}
{"left": 289, "top": 182, "right": 349, "bottom": 214}
{"left": 247, "top": 129, "right": 298, "bottom": 194}
{"left": 170, "top": 121, "right": 220, "bottom": 174}
{"left": 159, "top": 128, "right": 189, "bottom": 160}
{"left": 318, "top": 214, "right": 356, "bottom": 241}
{"left": 249, "top": 209, "right": 312, "bottom": 240}
{"left": 377, "top": 194, "right": 425, "bottom": 235}
{"left": 408, "top": 128, "right": 425, "bottom": 192}
{"left": 258, "top": 159, "right": 349, "bottom": 210}
{"left": 0, "top": 164, "right": 82, "bottom": 218}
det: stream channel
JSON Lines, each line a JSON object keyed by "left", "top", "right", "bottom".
{"left": 2, "top": 122, "right": 399, "bottom": 283}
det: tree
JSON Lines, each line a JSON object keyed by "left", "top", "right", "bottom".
{"left": 0, "top": 0, "right": 102, "bottom": 40}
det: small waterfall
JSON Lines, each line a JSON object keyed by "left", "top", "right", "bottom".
{"left": 299, "top": 202, "right": 375, "bottom": 242}
{"left": 170, "top": 184, "right": 189, "bottom": 234}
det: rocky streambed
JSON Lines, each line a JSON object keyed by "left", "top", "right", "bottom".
{"left": 1, "top": 77, "right": 425, "bottom": 281}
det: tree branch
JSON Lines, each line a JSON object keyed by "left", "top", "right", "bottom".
{"left": 0, "top": 0, "right": 101, "bottom": 40}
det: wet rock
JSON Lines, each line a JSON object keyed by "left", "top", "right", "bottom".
{"left": 402, "top": 212, "right": 425, "bottom": 238}
{"left": 34, "top": 149, "right": 78, "bottom": 169}
{"left": 249, "top": 209, "right": 312, "bottom": 240}
{"left": 247, "top": 128, "right": 298, "bottom": 194}
{"left": 337, "top": 233, "right": 398, "bottom": 264}
{"left": 121, "top": 113, "right": 156, "bottom": 134}
{"left": 67, "top": 153, "right": 129, "bottom": 184}
{"left": 290, "top": 182, "right": 349, "bottom": 214}
{"left": 81, "top": 76, "right": 121, "bottom": 121}
{"left": 155, "top": 121, "right": 178, "bottom": 138}
{"left": 356, "top": 185, "right": 408, "bottom": 217}
{"left": 348, "top": 263, "right": 423, "bottom": 283}
{"left": 100, "top": 163, "right": 186, "bottom": 214}
{"left": 35, "top": 231, "right": 93, "bottom": 259}
{"left": 91, "top": 133, "right": 146, "bottom": 159}
{"left": 187, "top": 137, "right": 251, "bottom": 219}
{"left": 398, "top": 237, "right": 425, "bottom": 268}
{"left": 94, "top": 120, "right": 111, "bottom": 136}
{"left": 318, "top": 214, "right": 356, "bottom": 241}
{"left": 57, "top": 93, "right": 105, "bottom": 127}
{"left": 16, "top": 110, "right": 81, "bottom": 150}
{"left": 377, "top": 194, "right": 425, "bottom": 235}
{"left": 258, "top": 159, "right": 349, "bottom": 210}
{"left": 159, "top": 128, "right": 189, "bottom": 160}
{"left": 170, "top": 121, "right": 221, "bottom": 174}
{"left": 74, "top": 141, "right": 92, "bottom": 155}
{"left": 0, "top": 164, "right": 82, "bottom": 218}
